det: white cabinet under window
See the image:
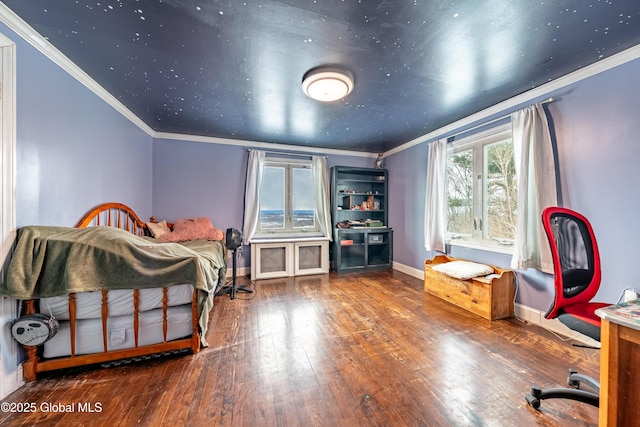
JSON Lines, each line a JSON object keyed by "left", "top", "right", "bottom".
{"left": 250, "top": 239, "right": 329, "bottom": 280}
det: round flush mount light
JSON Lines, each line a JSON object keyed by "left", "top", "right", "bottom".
{"left": 302, "top": 67, "right": 354, "bottom": 102}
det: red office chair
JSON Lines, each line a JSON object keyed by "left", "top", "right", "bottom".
{"left": 525, "top": 207, "right": 610, "bottom": 410}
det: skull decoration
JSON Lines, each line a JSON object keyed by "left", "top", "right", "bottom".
{"left": 11, "top": 314, "right": 58, "bottom": 346}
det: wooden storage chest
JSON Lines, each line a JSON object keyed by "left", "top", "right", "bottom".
{"left": 424, "top": 255, "right": 515, "bottom": 320}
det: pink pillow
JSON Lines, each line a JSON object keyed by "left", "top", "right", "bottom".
{"left": 158, "top": 217, "right": 224, "bottom": 242}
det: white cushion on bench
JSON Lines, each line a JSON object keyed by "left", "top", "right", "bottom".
{"left": 431, "top": 260, "right": 494, "bottom": 280}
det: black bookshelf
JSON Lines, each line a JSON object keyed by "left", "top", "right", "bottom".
{"left": 330, "top": 166, "right": 393, "bottom": 273}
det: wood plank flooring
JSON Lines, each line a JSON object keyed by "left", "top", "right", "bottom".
{"left": 0, "top": 270, "right": 600, "bottom": 426}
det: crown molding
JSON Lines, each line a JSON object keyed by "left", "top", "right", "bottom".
{"left": 2, "top": 3, "right": 638, "bottom": 158}
{"left": 0, "top": 3, "right": 155, "bottom": 137}
{"left": 385, "top": 43, "right": 640, "bottom": 157}
{"left": 0, "top": 3, "right": 374, "bottom": 158}
{"left": 154, "top": 131, "right": 376, "bottom": 158}
{"left": 0, "top": 3, "right": 159, "bottom": 136}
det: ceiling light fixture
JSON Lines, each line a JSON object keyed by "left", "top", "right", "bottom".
{"left": 302, "top": 67, "right": 354, "bottom": 102}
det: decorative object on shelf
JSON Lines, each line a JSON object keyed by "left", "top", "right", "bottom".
{"left": 374, "top": 153, "right": 384, "bottom": 169}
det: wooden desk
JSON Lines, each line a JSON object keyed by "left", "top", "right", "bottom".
{"left": 597, "top": 310, "right": 640, "bottom": 426}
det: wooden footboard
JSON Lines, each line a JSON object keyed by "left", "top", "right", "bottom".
{"left": 21, "top": 288, "right": 200, "bottom": 381}
{"left": 20, "top": 202, "right": 201, "bottom": 381}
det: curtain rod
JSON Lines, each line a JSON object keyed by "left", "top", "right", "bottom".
{"left": 248, "top": 149, "right": 326, "bottom": 158}
{"left": 446, "top": 97, "right": 555, "bottom": 141}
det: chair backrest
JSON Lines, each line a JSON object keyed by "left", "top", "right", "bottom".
{"left": 542, "top": 207, "right": 602, "bottom": 320}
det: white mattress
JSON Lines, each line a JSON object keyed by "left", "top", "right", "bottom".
{"left": 43, "top": 304, "right": 194, "bottom": 358}
{"left": 40, "top": 284, "right": 195, "bottom": 320}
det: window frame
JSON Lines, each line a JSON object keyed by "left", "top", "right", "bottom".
{"left": 255, "top": 156, "right": 321, "bottom": 238}
{"left": 445, "top": 123, "right": 515, "bottom": 254}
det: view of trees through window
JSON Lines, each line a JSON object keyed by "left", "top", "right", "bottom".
{"left": 485, "top": 141, "right": 517, "bottom": 242}
{"left": 446, "top": 150, "right": 473, "bottom": 236}
{"left": 447, "top": 138, "right": 517, "bottom": 244}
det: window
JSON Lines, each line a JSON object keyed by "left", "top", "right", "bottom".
{"left": 446, "top": 123, "right": 517, "bottom": 252}
{"left": 258, "top": 157, "right": 318, "bottom": 235}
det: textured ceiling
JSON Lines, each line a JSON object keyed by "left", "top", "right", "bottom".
{"left": 2, "top": 0, "right": 640, "bottom": 153}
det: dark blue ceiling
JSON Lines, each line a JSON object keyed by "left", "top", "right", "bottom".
{"left": 3, "top": 0, "right": 640, "bottom": 153}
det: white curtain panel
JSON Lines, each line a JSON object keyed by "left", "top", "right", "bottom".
{"left": 242, "top": 149, "right": 265, "bottom": 245}
{"left": 312, "top": 155, "right": 333, "bottom": 240}
{"left": 424, "top": 138, "right": 448, "bottom": 252}
{"left": 511, "top": 103, "right": 558, "bottom": 273}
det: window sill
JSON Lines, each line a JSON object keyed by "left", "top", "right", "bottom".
{"left": 447, "top": 238, "right": 514, "bottom": 255}
{"left": 250, "top": 234, "right": 329, "bottom": 244}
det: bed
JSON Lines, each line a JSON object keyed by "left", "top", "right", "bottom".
{"left": 0, "top": 202, "right": 227, "bottom": 381}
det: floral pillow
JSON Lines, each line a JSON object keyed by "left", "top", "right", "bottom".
{"left": 157, "top": 217, "right": 224, "bottom": 242}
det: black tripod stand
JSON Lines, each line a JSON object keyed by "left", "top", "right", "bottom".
{"left": 216, "top": 229, "right": 252, "bottom": 300}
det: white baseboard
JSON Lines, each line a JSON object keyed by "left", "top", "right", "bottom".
{"left": 227, "top": 266, "right": 250, "bottom": 278}
{"left": 392, "top": 261, "right": 424, "bottom": 280}
{"left": 392, "top": 261, "right": 600, "bottom": 348}
{"left": 514, "top": 303, "right": 600, "bottom": 348}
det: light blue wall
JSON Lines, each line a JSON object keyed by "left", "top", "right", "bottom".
{"left": 387, "top": 55, "right": 640, "bottom": 310}
{"left": 0, "top": 18, "right": 154, "bottom": 400}
{"left": 152, "top": 140, "right": 247, "bottom": 230}
{"left": 151, "top": 139, "right": 370, "bottom": 269}
{"left": 1, "top": 23, "right": 154, "bottom": 228}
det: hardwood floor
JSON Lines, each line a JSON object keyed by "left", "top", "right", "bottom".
{"left": 1, "top": 270, "right": 600, "bottom": 426}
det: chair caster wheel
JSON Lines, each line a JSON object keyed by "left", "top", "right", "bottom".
{"left": 525, "top": 393, "right": 541, "bottom": 410}
{"left": 568, "top": 369, "right": 580, "bottom": 388}
{"left": 525, "top": 385, "right": 542, "bottom": 410}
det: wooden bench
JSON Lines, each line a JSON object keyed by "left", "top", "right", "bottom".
{"left": 424, "top": 255, "right": 515, "bottom": 320}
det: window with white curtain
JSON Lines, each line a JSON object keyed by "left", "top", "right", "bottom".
{"left": 258, "top": 157, "right": 318, "bottom": 234}
{"left": 446, "top": 123, "right": 517, "bottom": 253}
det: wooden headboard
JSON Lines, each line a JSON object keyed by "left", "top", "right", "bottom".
{"left": 75, "top": 202, "right": 149, "bottom": 236}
